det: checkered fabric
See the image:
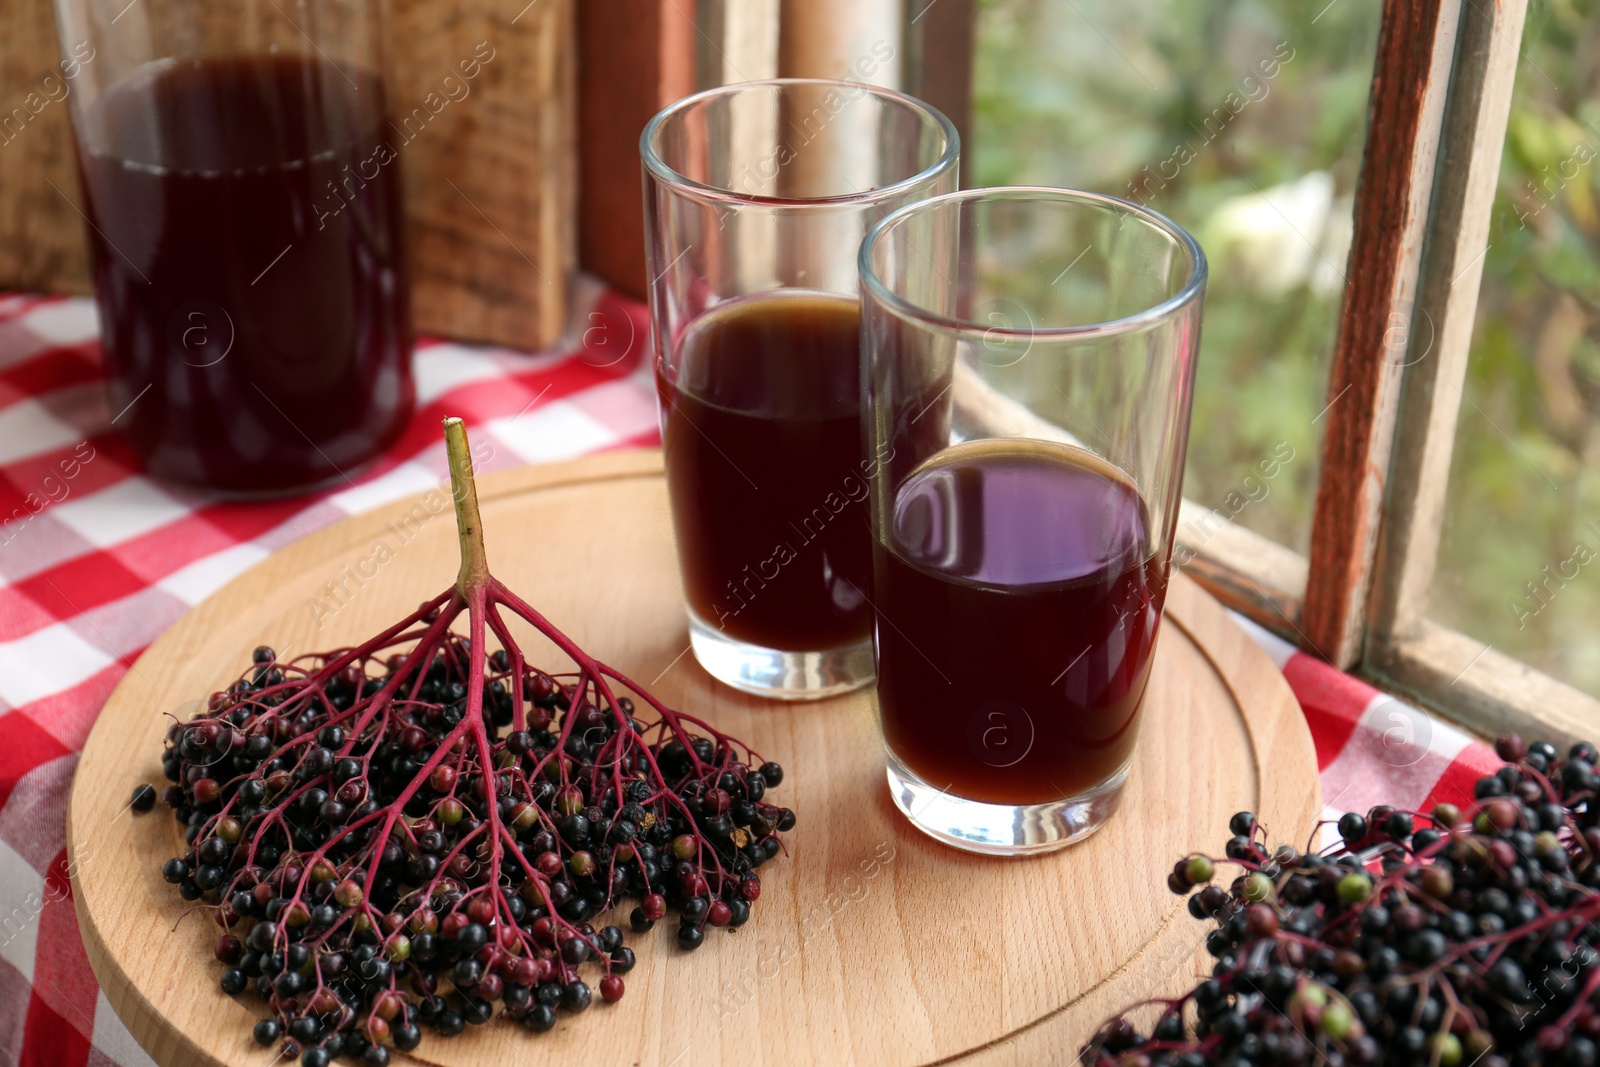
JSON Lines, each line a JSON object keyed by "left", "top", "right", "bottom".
{"left": 0, "top": 280, "right": 1500, "bottom": 1067}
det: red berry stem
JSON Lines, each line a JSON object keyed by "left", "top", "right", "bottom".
{"left": 145, "top": 418, "right": 796, "bottom": 1065}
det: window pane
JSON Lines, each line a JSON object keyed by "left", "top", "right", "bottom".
{"left": 971, "top": 0, "right": 1381, "bottom": 558}
{"left": 1428, "top": 2, "right": 1600, "bottom": 695}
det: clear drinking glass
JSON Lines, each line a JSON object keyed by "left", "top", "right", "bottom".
{"left": 641, "top": 79, "right": 958, "bottom": 699}
{"left": 52, "top": 0, "right": 412, "bottom": 495}
{"left": 859, "top": 188, "right": 1206, "bottom": 854}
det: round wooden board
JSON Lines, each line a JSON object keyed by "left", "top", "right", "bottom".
{"left": 70, "top": 449, "right": 1319, "bottom": 1067}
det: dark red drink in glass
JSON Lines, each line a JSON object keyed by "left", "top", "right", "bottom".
{"left": 874, "top": 439, "right": 1167, "bottom": 806}
{"left": 658, "top": 291, "right": 872, "bottom": 653}
{"left": 64, "top": 35, "right": 411, "bottom": 494}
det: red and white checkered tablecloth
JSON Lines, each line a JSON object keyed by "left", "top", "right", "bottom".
{"left": 0, "top": 279, "right": 1501, "bottom": 1067}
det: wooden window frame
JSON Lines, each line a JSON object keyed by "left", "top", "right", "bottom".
{"left": 1356, "top": 0, "right": 1600, "bottom": 747}
{"left": 1182, "top": 0, "right": 1600, "bottom": 746}
{"left": 1163, "top": 0, "right": 1464, "bottom": 660}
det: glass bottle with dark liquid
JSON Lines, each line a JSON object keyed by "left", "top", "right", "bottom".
{"left": 73, "top": 54, "right": 412, "bottom": 494}
{"left": 659, "top": 291, "right": 872, "bottom": 652}
{"left": 874, "top": 438, "right": 1168, "bottom": 806}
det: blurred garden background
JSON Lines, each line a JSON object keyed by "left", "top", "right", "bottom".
{"left": 970, "top": 0, "right": 1600, "bottom": 695}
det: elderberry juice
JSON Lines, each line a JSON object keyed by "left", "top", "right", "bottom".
{"left": 873, "top": 439, "right": 1167, "bottom": 806}
{"left": 658, "top": 291, "right": 872, "bottom": 652}
{"left": 74, "top": 54, "right": 412, "bottom": 494}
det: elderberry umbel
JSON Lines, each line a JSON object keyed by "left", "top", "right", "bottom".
{"left": 140, "top": 419, "right": 795, "bottom": 1066}
{"left": 1084, "top": 734, "right": 1600, "bottom": 1067}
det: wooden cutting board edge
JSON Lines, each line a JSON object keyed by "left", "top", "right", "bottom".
{"left": 66, "top": 448, "right": 1321, "bottom": 1067}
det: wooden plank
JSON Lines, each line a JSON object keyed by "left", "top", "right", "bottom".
{"left": 576, "top": 0, "right": 697, "bottom": 299}
{"left": 0, "top": 0, "right": 574, "bottom": 348}
{"left": 1367, "top": 0, "right": 1529, "bottom": 642}
{"left": 0, "top": 0, "right": 89, "bottom": 294}
{"left": 778, "top": 0, "right": 903, "bottom": 85}
{"left": 1368, "top": 621, "right": 1600, "bottom": 752}
{"left": 392, "top": 0, "right": 574, "bottom": 349}
{"left": 1301, "top": 0, "right": 1462, "bottom": 667}
{"left": 1175, "top": 498, "right": 1308, "bottom": 643}
{"left": 902, "top": 0, "right": 976, "bottom": 170}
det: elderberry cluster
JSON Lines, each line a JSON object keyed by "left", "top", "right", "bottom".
{"left": 144, "top": 627, "right": 793, "bottom": 1067}
{"left": 1085, "top": 735, "right": 1600, "bottom": 1067}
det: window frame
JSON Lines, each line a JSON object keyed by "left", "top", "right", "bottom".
{"left": 1163, "top": 0, "right": 1600, "bottom": 745}
{"left": 1358, "top": 0, "right": 1600, "bottom": 746}
{"left": 1299, "top": 0, "right": 1460, "bottom": 667}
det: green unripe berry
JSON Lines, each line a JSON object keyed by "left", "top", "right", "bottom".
{"left": 1184, "top": 855, "right": 1215, "bottom": 885}
{"left": 1321, "top": 1001, "right": 1353, "bottom": 1041}
{"left": 1243, "top": 872, "right": 1274, "bottom": 902}
{"left": 1337, "top": 872, "right": 1373, "bottom": 904}
{"left": 1296, "top": 983, "right": 1328, "bottom": 1008}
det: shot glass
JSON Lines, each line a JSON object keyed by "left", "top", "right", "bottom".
{"left": 642, "top": 79, "right": 958, "bottom": 699}
{"left": 859, "top": 188, "right": 1207, "bottom": 854}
